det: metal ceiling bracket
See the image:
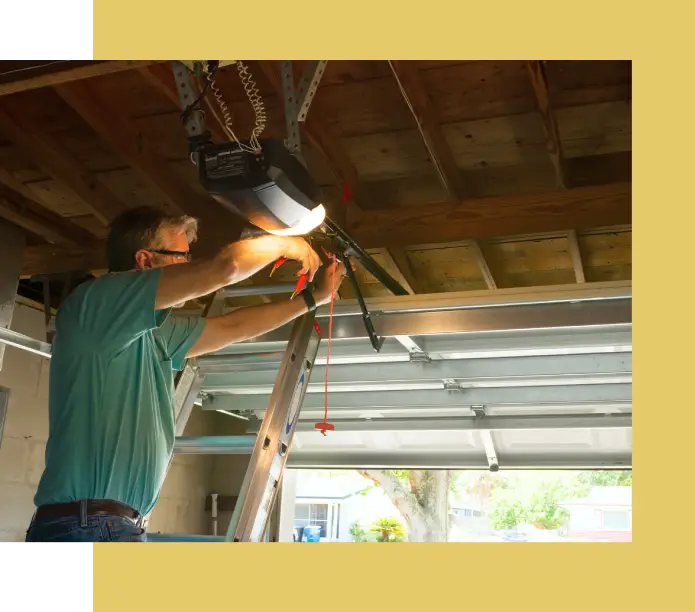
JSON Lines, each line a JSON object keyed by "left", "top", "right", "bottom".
{"left": 281, "top": 60, "right": 327, "bottom": 158}
{"left": 296, "top": 61, "right": 328, "bottom": 123}
{"left": 281, "top": 61, "right": 302, "bottom": 154}
{"left": 171, "top": 61, "right": 209, "bottom": 145}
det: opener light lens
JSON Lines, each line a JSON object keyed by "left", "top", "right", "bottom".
{"left": 266, "top": 204, "right": 326, "bottom": 236}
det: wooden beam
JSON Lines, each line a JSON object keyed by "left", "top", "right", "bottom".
{"left": 468, "top": 240, "right": 497, "bottom": 290}
{"left": 0, "top": 186, "right": 97, "bottom": 248}
{"left": 348, "top": 183, "right": 632, "bottom": 249}
{"left": 21, "top": 244, "right": 107, "bottom": 278}
{"left": 54, "top": 80, "right": 188, "bottom": 216}
{"left": 54, "top": 80, "right": 246, "bottom": 248}
{"left": 389, "top": 60, "right": 464, "bottom": 199}
{"left": 377, "top": 248, "right": 419, "bottom": 294}
{"left": 0, "top": 61, "right": 160, "bottom": 97}
{"left": 0, "top": 105, "right": 126, "bottom": 224}
{"left": 139, "top": 63, "right": 230, "bottom": 144}
{"left": 567, "top": 229, "right": 586, "bottom": 283}
{"left": 526, "top": 61, "right": 566, "bottom": 189}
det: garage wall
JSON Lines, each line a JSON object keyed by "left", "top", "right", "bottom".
{"left": 148, "top": 407, "right": 217, "bottom": 535}
{"left": 0, "top": 303, "right": 219, "bottom": 541}
{"left": 207, "top": 414, "right": 252, "bottom": 535}
{"left": 0, "top": 305, "right": 51, "bottom": 541}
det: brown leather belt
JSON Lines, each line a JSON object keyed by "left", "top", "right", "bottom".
{"left": 35, "top": 500, "right": 141, "bottom": 523}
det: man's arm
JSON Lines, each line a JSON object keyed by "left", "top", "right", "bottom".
{"left": 187, "top": 260, "right": 346, "bottom": 356}
{"left": 155, "top": 235, "right": 321, "bottom": 310}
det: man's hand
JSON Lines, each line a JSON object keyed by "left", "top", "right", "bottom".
{"left": 187, "top": 258, "right": 347, "bottom": 357}
{"left": 279, "top": 237, "right": 322, "bottom": 281}
{"left": 314, "top": 260, "right": 347, "bottom": 306}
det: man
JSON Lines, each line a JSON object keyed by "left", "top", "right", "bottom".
{"left": 25, "top": 206, "right": 345, "bottom": 542}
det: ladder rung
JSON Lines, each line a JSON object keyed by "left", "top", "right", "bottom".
{"left": 173, "top": 436, "right": 256, "bottom": 454}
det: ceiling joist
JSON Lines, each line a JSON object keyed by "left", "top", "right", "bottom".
{"left": 0, "top": 105, "right": 126, "bottom": 224}
{"left": 0, "top": 60, "right": 160, "bottom": 97}
{"left": 389, "top": 60, "right": 465, "bottom": 199}
{"left": 526, "top": 60, "right": 567, "bottom": 189}
{"left": 0, "top": 185, "right": 97, "bottom": 248}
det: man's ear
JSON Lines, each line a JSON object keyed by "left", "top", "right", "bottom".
{"left": 134, "top": 250, "right": 151, "bottom": 270}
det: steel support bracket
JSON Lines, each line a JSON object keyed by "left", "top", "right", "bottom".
{"left": 295, "top": 61, "right": 328, "bottom": 123}
{"left": 280, "top": 60, "right": 328, "bottom": 154}
{"left": 171, "top": 61, "right": 212, "bottom": 149}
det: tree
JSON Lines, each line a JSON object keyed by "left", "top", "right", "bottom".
{"left": 357, "top": 470, "right": 451, "bottom": 542}
{"left": 453, "top": 471, "right": 509, "bottom": 514}
{"left": 486, "top": 473, "right": 589, "bottom": 531}
{"left": 487, "top": 491, "right": 528, "bottom": 529}
{"left": 578, "top": 470, "right": 632, "bottom": 487}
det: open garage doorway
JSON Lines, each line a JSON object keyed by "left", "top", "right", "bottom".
{"left": 279, "top": 468, "right": 632, "bottom": 543}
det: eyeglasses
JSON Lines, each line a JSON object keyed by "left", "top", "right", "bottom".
{"left": 148, "top": 249, "right": 191, "bottom": 262}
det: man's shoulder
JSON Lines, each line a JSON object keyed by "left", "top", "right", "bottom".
{"left": 64, "top": 271, "right": 154, "bottom": 304}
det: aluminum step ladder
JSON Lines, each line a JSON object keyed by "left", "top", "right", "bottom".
{"left": 157, "top": 288, "right": 322, "bottom": 542}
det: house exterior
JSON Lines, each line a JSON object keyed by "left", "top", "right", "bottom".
{"left": 285, "top": 470, "right": 493, "bottom": 542}
{"left": 558, "top": 486, "right": 632, "bottom": 542}
{"left": 287, "top": 470, "right": 404, "bottom": 541}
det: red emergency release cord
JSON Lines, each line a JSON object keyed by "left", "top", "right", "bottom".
{"left": 314, "top": 182, "right": 351, "bottom": 436}
{"left": 315, "top": 253, "right": 337, "bottom": 436}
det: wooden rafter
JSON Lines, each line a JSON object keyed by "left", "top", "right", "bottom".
{"left": 526, "top": 60, "right": 567, "bottom": 189}
{"left": 468, "top": 240, "right": 497, "bottom": 290}
{"left": 0, "top": 61, "right": 160, "bottom": 97}
{"left": 378, "top": 248, "right": 420, "bottom": 294}
{"left": 0, "top": 185, "right": 96, "bottom": 248}
{"left": 389, "top": 60, "right": 465, "bottom": 200}
{"left": 349, "top": 183, "right": 631, "bottom": 249}
{"left": 21, "top": 244, "right": 106, "bottom": 278}
{"left": 54, "top": 80, "right": 187, "bottom": 216}
{"left": 567, "top": 229, "right": 586, "bottom": 283}
{"left": 0, "top": 105, "right": 126, "bottom": 224}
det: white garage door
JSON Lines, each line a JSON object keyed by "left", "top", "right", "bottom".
{"left": 197, "top": 282, "right": 632, "bottom": 470}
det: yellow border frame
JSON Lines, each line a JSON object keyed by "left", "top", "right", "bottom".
{"left": 92, "top": 1, "right": 679, "bottom": 608}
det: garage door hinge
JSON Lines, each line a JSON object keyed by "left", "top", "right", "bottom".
{"left": 443, "top": 379, "right": 462, "bottom": 391}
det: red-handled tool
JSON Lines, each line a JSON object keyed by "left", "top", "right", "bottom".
{"left": 291, "top": 272, "right": 310, "bottom": 299}
{"left": 269, "top": 257, "right": 311, "bottom": 300}
{"left": 269, "top": 257, "right": 288, "bottom": 277}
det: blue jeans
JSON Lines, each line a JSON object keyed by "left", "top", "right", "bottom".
{"left": 26, "top": 506, "right": 147, "bottom": 542}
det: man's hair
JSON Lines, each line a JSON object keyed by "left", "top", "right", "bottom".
{"left": 106, "top": 206, "right": 198, "bottom": 272}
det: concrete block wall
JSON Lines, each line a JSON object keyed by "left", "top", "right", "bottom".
{"left": 147, "top": 406, "right": 217, "bottom": 535}
{"left": 0, "top": 303, "right": 229, "bottom": 540}
{"left": 206, "top": 413, "right": 251, "bottom": 535}
{"left": 0, "top": 305, "right": 51, "bottom": 541}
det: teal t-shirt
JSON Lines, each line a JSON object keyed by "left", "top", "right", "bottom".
{"left": 34, "top": 268, "right": 206, "bottom": 515}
